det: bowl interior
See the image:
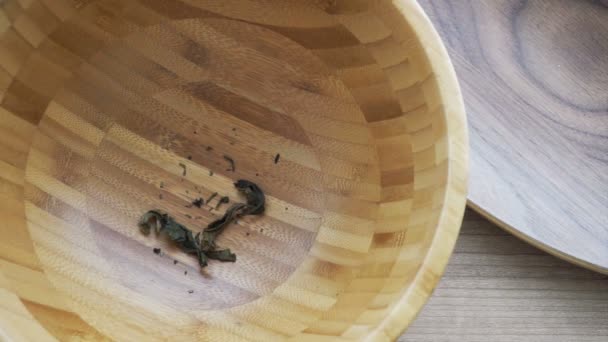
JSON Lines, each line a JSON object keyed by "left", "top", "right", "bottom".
{"left": 0, "top": 0, "right": 466, "bottom": 340}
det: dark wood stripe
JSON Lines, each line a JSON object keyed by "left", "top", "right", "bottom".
{"left": 395, "top": 83, "right": 428, "bottom": 114}
{"left": 21, "top": 299, "right": 108, "bottom": 341}
{"left": 48, "top": 20, "right": 105, "bottom": 60}
{"left": 323, "top": 193, "right": 378, "bottom": 220}
{"left": 324, "top": 0, "right": 372, "bottom": 15}
{"left": 185, "top": 81, "right": 312, "bottom": 146}
{"left": 37, "top": 115, "right": 97, "bottom": 157}
{"left": 303, "top": 259, "right": 356, "bottom": 281}
{"left": 101, "top": 41, "right": 184, "bottom": 91}
{"left": 138, "top": 0, "right": 221, "bottom": 20}
{"left": 2, "top": 0, "right": 23, "bottom": 22}
{"left": 350, "top": 82, "right": 404, "bottom": 123}
{"left": 0, "top": 125, "right": 31, "bottom": 155}
{"left": 266, "top": 25, "right": 361, "bottom": 49}
{"left": 0, "top": 28, "right": 34, "bottom": 76}
{"left": 0, "top": 140, "right": 29, "bottom": 170}
{"left": 29, "top": 130, "right": 91, "bottom": 190}
{"left": 24, "top": 183, "right": 87, "bottom": 227}
{"left": 37, "top": 38, "right": 83, "bottom": 73}
{"left": 381, "top": 167, "right": 415, "bottom": 187}
{"left": 373, "top": 231, "right": 407, "bottom": 249}
{"left": 0, "top": 186, "right": 44, "bottom": 272}
{"left": 51, "top": 90, "right": 113, "bottom": 132}
{"left": 381, "top": 183, "right": 414, "bottom": 202}
{"left": 312, "top": 45, "right": 376, "bottom": 69}
{"left": 200, "top": 17, "right": 333, "bottom": 76}
{"left": 1, "top": 79, "right": 49, "bottom": 125}
{"left": 22, "top": 0, "right": 60, "bottom": 36}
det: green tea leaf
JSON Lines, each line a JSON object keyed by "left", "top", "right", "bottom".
{"left": 138, "top": 179, "right": 265, "bottom": 270}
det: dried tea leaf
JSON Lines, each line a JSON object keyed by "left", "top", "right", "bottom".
{"left": 192, "top": 198, "right": 204, "bottom": 208}
{"left": 138, "top": 210, "right": 166, "bottom": 234}
{"left": 138, "top": 180, "right": 265, "bottom": 270}
{"left": 235, "top": 180, "right": 265, "bottom": 215}
{"left": 207, "top": 249, "right": 236, "bottom": 262}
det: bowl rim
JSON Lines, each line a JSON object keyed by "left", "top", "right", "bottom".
{"left": 366, "top": 0, "right": 469, "bottom": 340}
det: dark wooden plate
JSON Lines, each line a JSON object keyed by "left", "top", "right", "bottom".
{"left": 418, "top": 0, "right": 608, "bottom": 273}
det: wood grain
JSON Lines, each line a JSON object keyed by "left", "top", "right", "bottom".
{"left": 0, "top": 0, "right": 467, "bottom": 340}
{"left": 416, "top": 0, "right": 608, "bottom": 273}
{"left": 401, "top": 209, "right": 608, "bottom": 342}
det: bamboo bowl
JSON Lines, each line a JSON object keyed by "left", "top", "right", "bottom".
{"left": 0, "top": 0, "right": 467, "bottom": 340}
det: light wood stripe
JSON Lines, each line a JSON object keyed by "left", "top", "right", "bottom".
{"left": 0, "top": 284, "right": 58, "bottom": 342}
{"left": 274, "top": 283, "right": 338, "bottom": 312}
{"left": 316, "top": 227, "right": 374, "bottom": 253}
{"left": 0, "top": 259, "right": 72, "bottom": 313}
{"left": 25, "top": 167, "right": 86, "bottom": 211}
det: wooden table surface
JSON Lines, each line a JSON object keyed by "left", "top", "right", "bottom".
{"left": 400, "top": 209, "right": 608, "bottom": 342}
{"left": 417, "top": 0, "right": 608, "bottom": 273}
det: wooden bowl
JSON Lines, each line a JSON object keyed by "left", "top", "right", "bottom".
{"left": 0, "top": 0, "right": 467, "bottom": 340}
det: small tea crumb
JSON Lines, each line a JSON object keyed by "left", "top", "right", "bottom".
{"left": 153, "top": 248, "right": 161, "bottom": 255}
{"left": 207, "top": 192, "right": 218, "bottom": 204}
{"left": 224, "top": 155, "right": 235, "bottom": 172}
{"left": 216, "top": 196, "right": 230, "bottom": 210}
{"left": 192, "top": 198, "right": 204, "bottom": 208}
